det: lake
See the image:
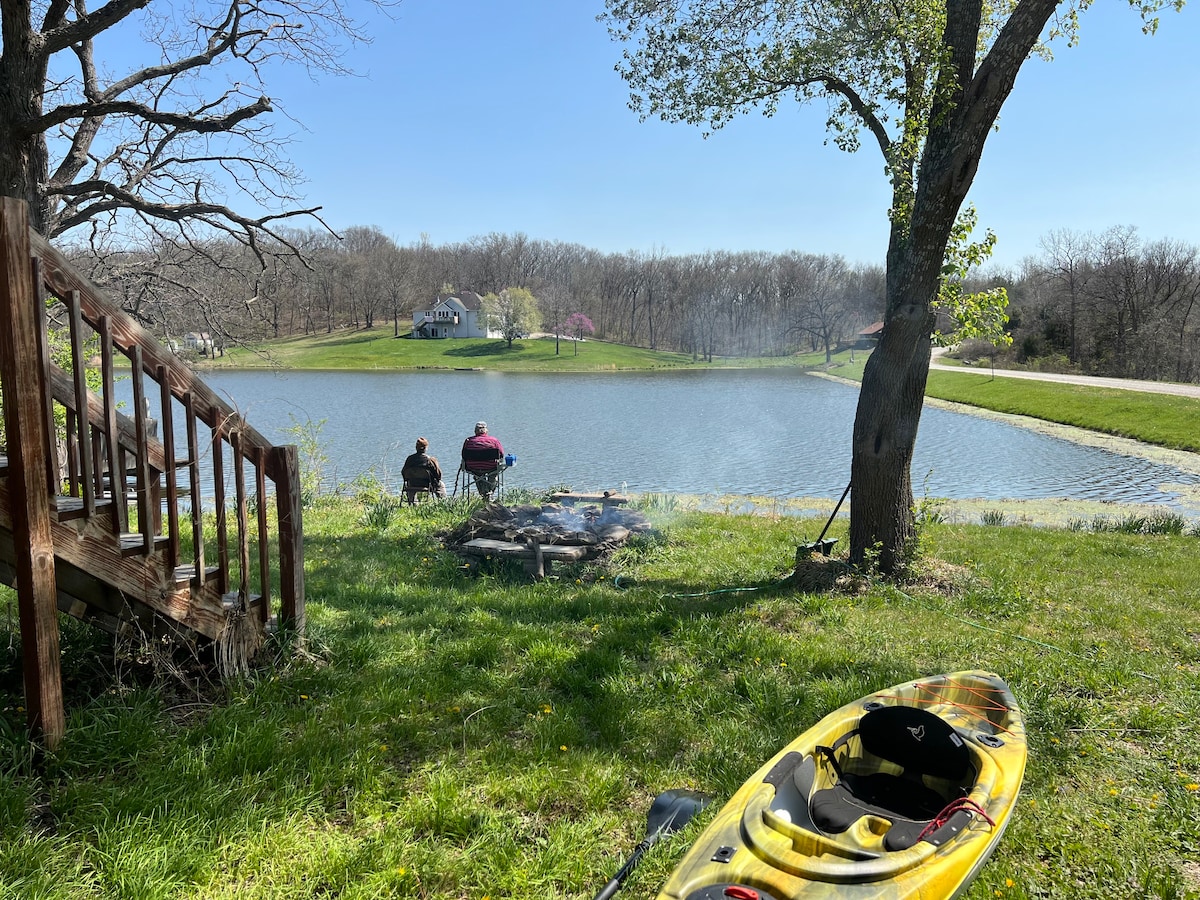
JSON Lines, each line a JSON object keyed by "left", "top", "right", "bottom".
{"left": 126, "top": 368, "right": 1200, "bottom": 516}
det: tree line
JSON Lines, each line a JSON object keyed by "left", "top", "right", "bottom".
{"left": 63, "top": 224, "right": 1199, "bottom": 383}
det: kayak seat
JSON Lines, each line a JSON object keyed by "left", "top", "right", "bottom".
{"left": 811, "top": 705, "right": 974, "bottom": 852}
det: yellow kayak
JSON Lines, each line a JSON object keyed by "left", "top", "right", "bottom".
{"left": 657, "top": 671, "right": 1026, "bottom": 900}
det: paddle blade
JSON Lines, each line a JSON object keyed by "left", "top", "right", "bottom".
{"left": 647, "top": 789, "right": 710, "bottom": 837}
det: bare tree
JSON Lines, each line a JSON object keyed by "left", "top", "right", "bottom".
{"left": 0, "top": 0, "right": 380, "bottom": 322}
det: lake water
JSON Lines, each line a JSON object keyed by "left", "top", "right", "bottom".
{"left": 127, "top": 368, "right": 1200, "bottom": 516}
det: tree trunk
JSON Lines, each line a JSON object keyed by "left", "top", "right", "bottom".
{"left": 0, "top": 12, "right": 50, "bottom": 233}
{"left": 850, "top": 312, "right": 934, "bottom": 573}
{"left": 850, "top": 218, "right": 945, "bottom": 573}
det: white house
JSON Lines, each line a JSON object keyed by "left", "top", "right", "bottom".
{"left": 182, "top": 331, "right": 214, "bottom": 356}
{"left": 411, "top": 290, "right": 499, "bottom": 339}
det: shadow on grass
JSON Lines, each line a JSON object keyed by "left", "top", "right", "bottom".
{"left": 442, "top": 341, "right": 529, "bottom": 358}
{"left": 297, "top": 329, "right": 392, "bottom": 349}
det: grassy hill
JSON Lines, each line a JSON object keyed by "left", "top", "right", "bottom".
{"left": 210, "top": 330, "right": 808, "bottom": 372}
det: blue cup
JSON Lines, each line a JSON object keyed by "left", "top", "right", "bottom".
{"left": 505, "top": 453, "right": 516, "bottom": 467}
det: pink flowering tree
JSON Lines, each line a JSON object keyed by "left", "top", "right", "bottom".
{"left": 564, "top": 313, "right": 595, "bottom": 356}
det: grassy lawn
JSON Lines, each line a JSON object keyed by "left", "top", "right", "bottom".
{"left": 922, "top": 371, "right": 1200, "bottom": 454}
{"left": 815, "top": 354, "right": 1200, "bottom": 454}
{"left": 211, "top": 330, "right": 807, "bottom": 372}
{"left": 2, "top": 491, "right": 1199, "bottom": 898}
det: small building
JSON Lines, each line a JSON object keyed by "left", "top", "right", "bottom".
{"left": 183, "top": 331, "right": 214, "bottom": 356}
{"left": 855, "top": 322, "right": 884, "bottom": 349}
{"left": 411, "top": 291, "right": 499, "bottom": 339}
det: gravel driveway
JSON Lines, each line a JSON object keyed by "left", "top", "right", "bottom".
{"left": 928, "top": 359, "right": 1200, "bottom": 399}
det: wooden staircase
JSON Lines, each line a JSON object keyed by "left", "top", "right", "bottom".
{"left": 0, "top": 197, "right": 304, "bottom": 747}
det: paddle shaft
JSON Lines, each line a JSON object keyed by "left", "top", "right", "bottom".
{"left": 592, "top": 832, "right": 661, "bottom": 900}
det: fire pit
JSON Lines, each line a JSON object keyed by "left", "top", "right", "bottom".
{"left": 446, "top": 500, "right": 652, "bottom": 578}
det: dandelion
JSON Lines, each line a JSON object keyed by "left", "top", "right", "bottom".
{"left": 299, "top": 694, "right": 309, "bottom": 701}
{"left": 1109, "top": 789, "right": 1118, "bottom": 796}
{"left": 779, "top": 660, "right": 788, "bottom": 668}
{"left": 1185, "top": 783, "right": 1199, "bottom": 792}
{"left": 560, "top": 745, "right": 568, "bottom": 752}
{"left": 380, "top": 744, "right": 389, "bottom": 752}
{"left": 1006, "top": 879, "right": 1015, "bottom": 888}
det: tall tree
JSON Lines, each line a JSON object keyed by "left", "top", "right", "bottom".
{"left": 481, "top": 287, "right": 541, "bottom": 349}
{"left": 604, "top": 0, "right": 1181, "bottom": 572}
{"left": 0, "top": 0, "right": 374, "bottom": 294}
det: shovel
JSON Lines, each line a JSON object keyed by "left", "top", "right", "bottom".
{"left": 593, "top": 789, "right": 711, "bottom": 900}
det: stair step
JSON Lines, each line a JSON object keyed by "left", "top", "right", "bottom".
{"left": 173, "top": 563, "right": 221, "bottom": 585}
{"left": 51, "top": 495, "right": 115, "bottom": 521}
{"left": 118, "top": 533, "right": 171, "bottom": 557}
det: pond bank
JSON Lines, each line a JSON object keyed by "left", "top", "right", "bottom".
{"left": 806, "top": 371, "right": 1200, "bottom": 527}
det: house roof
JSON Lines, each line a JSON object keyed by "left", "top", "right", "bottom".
{"left": 859, "top": 321, "right": 884, "bottom": 337}
{"left": 439, "top": 290, "right": 483, "bottom": 311}
{"left": 414, "top": 290, "right": 484, "bottom": 317}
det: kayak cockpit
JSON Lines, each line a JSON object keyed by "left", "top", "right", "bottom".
{"left": 752, "top": 704, "right": 1006, "bottom": 882}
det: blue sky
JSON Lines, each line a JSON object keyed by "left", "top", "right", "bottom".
{"left": 264, "top": 1, "right": 1197, "bottom": 271}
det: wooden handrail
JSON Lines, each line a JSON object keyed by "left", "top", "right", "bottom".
{"left": 8, "top": 207, "right": 303, "bottom": 631}
{"left": 27, "top": 229, "right": 287, "bottom": 477}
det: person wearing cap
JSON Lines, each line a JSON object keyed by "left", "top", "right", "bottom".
{"left": 401, "top": 437, "right": 445, "bottom": 503}
{"left": 461, "top": 421, "right": 505, "bottom": 499}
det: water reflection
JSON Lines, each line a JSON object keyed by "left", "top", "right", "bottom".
{"left": 132, "top": 368, "right": 1199, "bottom": 512}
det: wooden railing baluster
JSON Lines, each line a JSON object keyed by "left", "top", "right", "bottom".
{"left": 67, "top": 291, "right": 95, "bottom": 516}
{"left": 65, "top": 409, "right": 80, "bottom": 496}
{"left": 98, "top": 317, "right": 126, "bottom": 533}
{"left": 212, "top": 409, "right": 229, "bottom": 596}
{"left": 30, "top": 257, "right": 60, "bottom": 492}
{"left": 255, "top": 447, "right": 270, "bottom": 623}
{"left": 184, "top": 391, "right": 205, "bottom": 587}
{"left": 233, "top": 430, "right": 250, "bottom": 608}
{"left": 159, "top": 367, "right": 179, "bottom": 569}
{"left": 131, "top": 346, "right": 153, "bottom": 556}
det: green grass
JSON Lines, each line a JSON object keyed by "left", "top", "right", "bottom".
{"left": 923, "top": 371, "right": 1200, "bottom": 453}
{"left": 2, "top": 491, "right": 1199, "bottom": 899}
{"left": 811, "top": 352, "right": 1200, "bottom": 454}
{"left": 211, "top": 330, "right": 808, "bottom": 372}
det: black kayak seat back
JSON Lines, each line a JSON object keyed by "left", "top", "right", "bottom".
{"left": 857, "top": 704, "right": 971, "bottom": 782}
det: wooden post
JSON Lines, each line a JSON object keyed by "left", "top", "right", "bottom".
{"left": 0, "top": 198, "right": 66, "bottom": 748}
{"left": 270, "top": 444, "right": 305, "bottom": 633}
